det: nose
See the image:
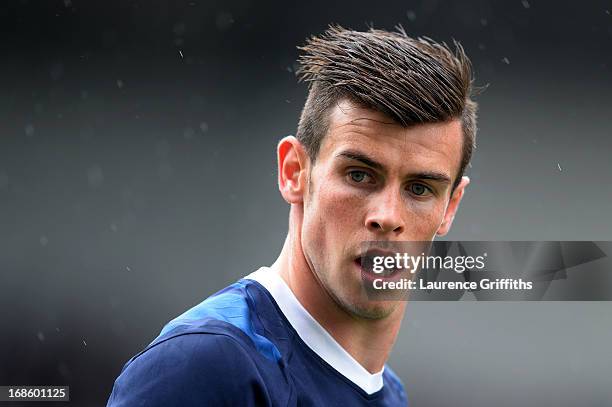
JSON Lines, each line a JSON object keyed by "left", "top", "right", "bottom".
{"left": 365, "top": 188, "right": 405, "bottom": 235}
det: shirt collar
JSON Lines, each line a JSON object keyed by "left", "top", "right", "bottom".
{"left": 245, "top": 266, "right": 385, "bottom": 395}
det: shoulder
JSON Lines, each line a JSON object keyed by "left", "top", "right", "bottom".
{"left": 383, "top": 365, "right": 409, "bottom": 406}
{"left": 107, "top": 330, "right": 272, "bottom": 406}
{"left": 158, "top": 279, "right": 282, "bottom": 362}
{"left": 107, "top": 277, "right": 291, "bottom": 406}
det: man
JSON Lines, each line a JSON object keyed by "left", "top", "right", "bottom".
{"left": 108, "top": 25, "right": 477, "bottom": 406}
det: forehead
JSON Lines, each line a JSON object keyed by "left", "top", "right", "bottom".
{"left": 318, "top": 100, "right": 463, "bottom": 178}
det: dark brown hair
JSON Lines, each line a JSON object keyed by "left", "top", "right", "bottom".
{"left": 295, "top": 25, "right": 478, "bottom": 192}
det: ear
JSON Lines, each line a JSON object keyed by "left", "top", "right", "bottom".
{"left": 436, "top": 176, "right": 470, "bottom": 237}
{"left": 277, "top": 136, "right": 309, "bottom": 204}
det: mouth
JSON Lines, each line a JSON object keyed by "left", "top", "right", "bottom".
{"left": 354, "top": 250, "right": 402, "bottom": 279}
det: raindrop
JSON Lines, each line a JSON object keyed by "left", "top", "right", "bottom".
{"left": 87, "top": 165, "right": 104, "bottom": 188}
{"left": 173, "top": 22, "right": 186, "bottom": 36}
{"left": 57, "top": 362, "right": 70, "bottom": 378}
{"left": 183, "top": 127, "right": 195, "bottom": 139}
{"left": 50, "top": 63, "right": 64, "bottom": 81}
{"left": 25, "top": 123, "right": 35, "bottom": 137}
{"left": 215, "top": 11, "right": 234, "bottom": 30}
{"left": 109, "top": 296, "right": 121, "bottom": 309}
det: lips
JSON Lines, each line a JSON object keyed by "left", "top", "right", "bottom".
{"left": 354, "top": 249, "right": 401, "bottom": 278}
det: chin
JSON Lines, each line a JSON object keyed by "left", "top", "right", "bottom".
{"left": 338, "top": 296, "right": 398, "bottom": 320}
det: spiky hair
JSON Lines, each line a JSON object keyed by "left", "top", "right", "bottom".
{"left": 295, "top": 25, "right": 478, "bottom": 191}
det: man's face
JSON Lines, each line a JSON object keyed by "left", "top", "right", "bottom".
{"left": 300, "top": 99, "right": 467, "bottom": 319}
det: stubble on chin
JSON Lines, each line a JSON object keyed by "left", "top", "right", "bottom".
{"left": 325, "top": 278, "right": 398, "bottom": 320}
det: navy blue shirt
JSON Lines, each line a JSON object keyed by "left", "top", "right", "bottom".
{"left": 108, "top": 275, "right": 408, "bottom": 406}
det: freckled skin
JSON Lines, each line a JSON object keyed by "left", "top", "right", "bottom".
{"left": 274, "top": 98, "right": 469, "bottom": 371}
{"left": 300, "top": 100, "right": 466, "bottom": 319}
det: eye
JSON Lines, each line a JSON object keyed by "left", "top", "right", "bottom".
{"left": 347, "top": 170, "right": 373, "bottom": 184}
{"left": 408, "top": 183, "right": 431, "bottom": 196}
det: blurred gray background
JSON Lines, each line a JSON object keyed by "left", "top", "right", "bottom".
{"left": 1, "top": 0, "right": 611, "bottom": 405}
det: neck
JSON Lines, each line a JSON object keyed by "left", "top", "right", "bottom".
{"left": 271, "top": 208, "right": 406, "bottom": 374}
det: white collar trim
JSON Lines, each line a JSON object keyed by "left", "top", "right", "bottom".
{"left": 244, "top": 266, "right": 384, "bottom": 395}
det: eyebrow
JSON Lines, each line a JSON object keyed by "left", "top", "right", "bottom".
{"left": 337, "top": 150, "right": 384, "bottom": 171}
{"left": 336, "top": 150, "right": 452, "bottom": 185}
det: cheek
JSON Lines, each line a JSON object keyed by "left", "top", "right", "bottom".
{"left": 405, "top": 200, "right": 447, "bottom": 238}
{"left": 304, "top": 179, "right": 363, "bottom": 247}
{"left": 321, "top": 185, "right": 362, "bottom": 225}
{"left": 311, "top": 184, "right": 363, "bottom": 239}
